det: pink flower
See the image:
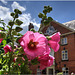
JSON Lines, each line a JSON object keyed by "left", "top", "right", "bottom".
{"left": 18, "top": 64, "right": 21, "bottom": 66}
{"left": 38, "top": 53, "right": 54, "bottom": 70}
{"left": 0, "top": 38, "right": 3, "bottom": 43}
{"left": 0, "top": 31, "right": 3, "bottom": 43}
{"left": 13, "top": 58, "right": 17, "bottom": 63}
{"left": 22, "top": 57, "right": 25, "bottom": 61}
{"left": 0, "top": 33, "right": 3, "bottom": 43}
{"left": 18, "top": 31, "right": 50, "bottom": 60}
{"left": 4, "top": 45, "right": 12, "bottom": 54}
{"left": 48, "top": 32, "right": 60, "bottom": 52}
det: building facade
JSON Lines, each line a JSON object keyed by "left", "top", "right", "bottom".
{"left": 40, "top": 20, "right": 75, "bottom": 75}
{"left": 28, "top": 20, "right": 75, "bottom": 75}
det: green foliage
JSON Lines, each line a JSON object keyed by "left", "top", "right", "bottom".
{"left": 31, "top": 58, "right": 39, "bottom": 65}
{"left": 0, "top": 32, "right": 6, "bottom": 39}
{"left": 15, "top": 27, "right": 23, "bottom": 32}
{"left": 14, "top": 9, "right": 22, "bottom": 15}
{"left": 12, "top": 30, "right": 17, "bottom": 35}
{"left": 0, "top": 8, "right": 24, "bottom": 74}
{"left": 38, "top": 13, "right": 44, "bottom": 18}
{"left": 38, "top": 5, "right": 53, "bottom": 28}
{"left": 10, "top": 12, "right": 15, "bottom": 17}
{"left": 15, "top": 19, "right": 23, "bottom": 26}
{"left": 0, "top": 27, "right": 4, "bottom": 30}
{"left": 0, "top": 6, "right": 54, "bottom": 74}
{"left": 8, "top": 20, "right": 14, "bottom": 26}
{"left": 30, "top": 28, "right": 36, "bottom": 32}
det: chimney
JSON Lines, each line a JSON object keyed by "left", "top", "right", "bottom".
{"left": 28, "top": 23, "right": 34, "bottom": 31}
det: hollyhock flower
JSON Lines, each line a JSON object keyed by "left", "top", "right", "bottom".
{"left": 13, "top": 58, "right": 17, "bottom": 63}
{"left": 38, "top": 53, "right": 54, "bottom": 70}
{"left": 48, "top": 32, "right": 60, "bottom": 52}
{"left": 0, "top": 38, "right": 3, "bottom": 43}
{"left": 18, "top": 64, "right": 21, "bottom": 66}
{"left": 22, "top": 57, "right": 25, "bottom": 61}
{"left": 4, "top": 45, "right": 12, "bottom": 54}
{"left": 18, "top": 31, "right": 50, "bottom": 60}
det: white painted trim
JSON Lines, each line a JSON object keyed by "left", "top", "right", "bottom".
{"left": 46, "top": 65, "right": 55, "bottom": 75}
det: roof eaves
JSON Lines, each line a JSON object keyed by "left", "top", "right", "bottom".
{"left": 52, "top": 20, "right": 75, "bottom": 32}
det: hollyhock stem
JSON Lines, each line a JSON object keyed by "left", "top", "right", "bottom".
{"left": 8, "top": 18, "right": 15, "bottom": 74}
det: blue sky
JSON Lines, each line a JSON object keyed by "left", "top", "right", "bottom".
{"left": 0, "top": 0, "right": 75, "bottom": 34}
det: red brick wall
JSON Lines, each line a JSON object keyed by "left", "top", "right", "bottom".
{"left": 55, "top": 33, "right": 75, "bottom": 74}
{"left": 51, "top": 21, "right": 72, "bottom": 34}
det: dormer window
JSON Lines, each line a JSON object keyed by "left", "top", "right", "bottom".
{"left": 45, "top": 26, "right": 57, "bottom": 36}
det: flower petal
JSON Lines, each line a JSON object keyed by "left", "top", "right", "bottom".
{"left": 0, "top": 38, "right": 3, "bottom": 43}
{"left": 48, "top": 40, "right": 59, "bottom": 52}
{"left": 50, "top": 32, "right": 61, "bottom": 42}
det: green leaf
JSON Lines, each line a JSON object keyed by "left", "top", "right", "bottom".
{"left": 8, "top": 20, "right": 14, "bottom": 26}
{"left": 44, "top": 6, "right": 47, "bottom": 9}
{"left": 15, "top": 14, "right": 18, "bottom": 18}
{"left": 10, "top": 12, "right": 15, "bottom": 17}
{"left": 43, "top": 19, "right": 50, "bottom": 26}
{"left": 15, "top": 27, "right": 23, "bottom": 32}
{"left": 31, "top": 58, "right": 39, "bottom": 65}
{"left": 0, "top": 27, "right": 3, "bottom": 30}
{"left": 15, "top": 19, "right": 23, "bottom": 26}
{"left": 2, "top": 40, "right": 6, "bottom": 47}
{"left": 30, "top": 28, "right": 36, "bottom": 32}
{"left": 16, "top": 37, "right": 21, "bottom": 43}
{"left": 48, "top": 17, "right": 53, "bottom": 21}
{"left": 7, "top": 26, "right": 10, "bottom": 28}
{"left": 14, "top": 9, "right": 19, "bottom": 13}
{"left": 0, "top": 63, "right": 2, "bottom": 70}
{"left": 17, "top": 33, "right": 22, "bottom": 36}
{"left": 42, "top": 15, "right": 47, "bottom": 20}
{"left": 43, "top": 9, "right": 47, "bottom": 15}
{"left": 0, "top": 32, "right": 6, "bottom": 39}
{"left": 14, "top": 9, "right": 22, "bottom": 14}
{"left": 12, "top": 30, "right": 17, "bottom": 35}
{"left": 38, "top": 13, "right": 43, "bottom": 18}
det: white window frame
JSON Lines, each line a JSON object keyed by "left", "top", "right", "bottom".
{"left": 62, "top": 50, "right": 68, "bottom": 60}
{"left": 37, "top": 68, "right": 42, "bottom": 75}
{"left": 62, "top": 67, "right": 69, "bottom": 75}
{"left": 61, "top": 37, "right": 67, "bottom": 45}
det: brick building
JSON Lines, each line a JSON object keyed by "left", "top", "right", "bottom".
{"left": 28, "top": 20, "right": 75, "bottom": 75}
{"left": 40, "top": 20, "right": 75, "bottom": 75}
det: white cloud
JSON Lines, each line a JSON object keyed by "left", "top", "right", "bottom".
{"left": 0, "top": 0, "right": 7, "bottom": 5}
{"left": 0, "top": 6, "right": 12, "bottom": 25}
{"left": 11, "top": 2, "right": 26, "bottom": 12}
{"left": 0, "top": 1, "right": 40, "bottom": 34}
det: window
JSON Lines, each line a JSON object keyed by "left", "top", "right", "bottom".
{"left": 37, "top": 68, "right": 42, "bottom": 75}
{"left": 62, "top": 67, "right": 69, "bottom": 75}
{"left": 45, "top": 26, "right": 57, "bottom": 36}
{"left": 61, "top": 38, "right": 67, "bottom": 45}
{"left": 62, "top": 50, "right": 68, "bottom": 60}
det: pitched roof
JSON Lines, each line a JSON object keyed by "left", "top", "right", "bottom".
{"left": 63, "top": 20, "right": 75, "bottom": 31}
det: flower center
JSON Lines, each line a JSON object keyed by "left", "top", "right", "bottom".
{"left": 28, "top": 39, "right": 38, "bottom": 50}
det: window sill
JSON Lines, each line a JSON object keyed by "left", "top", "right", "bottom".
{"left": 60, "top": 44, "right": 68, "bottom": 46}
{"left": 61, "top": 59, "right": 69, "bottom": 61}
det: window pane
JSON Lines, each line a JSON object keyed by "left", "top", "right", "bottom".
{"left": 62, "top": 51, "right": 65, "bottom": 53}
{"left": 62, "top": 54, "right": 64, "bottom": 59}
{"left": 66, "top": 68, "right": 68, "bottom": 70}
{"left": 64, "top": 38, "right": 67, "bottom": 44}
{"left": 65, "top": 54, "right": 68, "bottom": 57}
{"left": 65, "top": 51, "right": 67, "bottom": 53}
{"left": 65, "top": 54, "right": 68, "bottom": 59}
